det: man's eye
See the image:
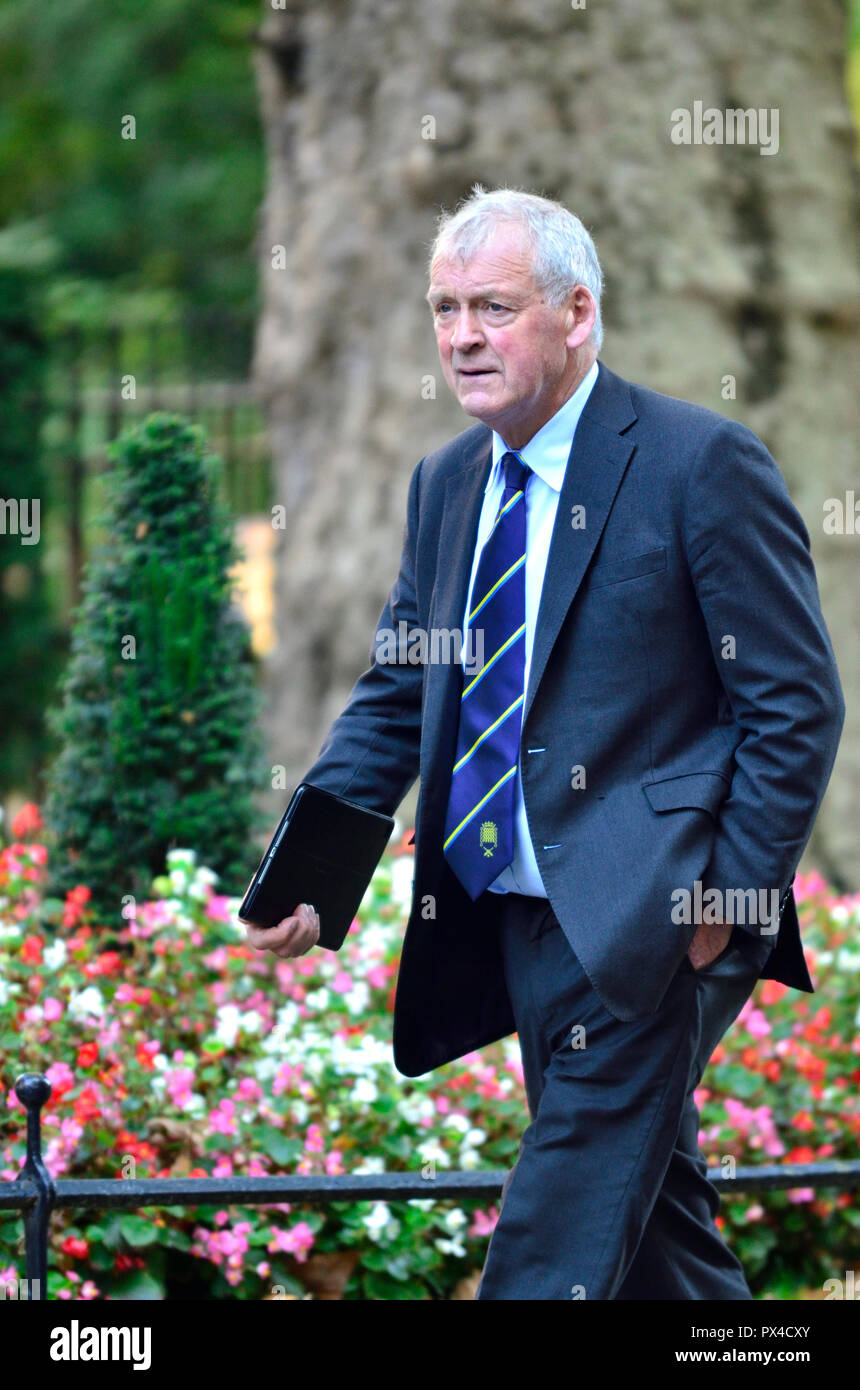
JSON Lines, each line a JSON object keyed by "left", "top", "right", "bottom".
{"left": 487, "top": 303, "right": 507, "bottom": 312}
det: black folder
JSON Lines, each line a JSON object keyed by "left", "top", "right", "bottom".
{"left": 238, "top": 783, "right": 395, "bottom": 950}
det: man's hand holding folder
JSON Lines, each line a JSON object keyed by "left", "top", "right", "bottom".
{"left": 244, "top": 901, "right": 321, "bottom": 960}
{"left": 236, "top": 783, "right": 395, "bottom": 957}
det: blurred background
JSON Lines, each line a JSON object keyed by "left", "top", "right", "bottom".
{"left": 1, "top": 0, "right": 858, "bottom": 885}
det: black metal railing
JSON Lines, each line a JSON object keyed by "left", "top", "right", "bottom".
{"left": 3, "top": 1071, "right": 860, "bottom": 1300}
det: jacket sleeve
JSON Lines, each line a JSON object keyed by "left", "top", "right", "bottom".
{"left": 682, "top": 419, "right": 845, "bottom": 936}
{"left": 296, "top": 456, "right": 426, "bottom": 815}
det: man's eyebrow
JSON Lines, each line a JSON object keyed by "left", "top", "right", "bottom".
{"left": 425, "top": 285, "right": 521, "bottom": 305}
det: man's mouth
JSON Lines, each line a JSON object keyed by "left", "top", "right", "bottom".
{"left": 457, "top": 367, "right": 496, "bottom": 377}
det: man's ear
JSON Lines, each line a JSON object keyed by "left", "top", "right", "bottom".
{"left": 565, "top": 285, "right": 596, "bottom": 350}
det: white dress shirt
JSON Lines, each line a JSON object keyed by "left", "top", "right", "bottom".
{"left": 459, "top": 359, "right": 599, "bottom": 897}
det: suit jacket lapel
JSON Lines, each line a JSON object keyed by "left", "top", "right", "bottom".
{"left": 523, "top": 377, "right": 637, "bottom": 726}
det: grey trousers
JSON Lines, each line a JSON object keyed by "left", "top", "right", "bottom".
{"left": 475, "top": 894, "right": 774, "bottom": 1300}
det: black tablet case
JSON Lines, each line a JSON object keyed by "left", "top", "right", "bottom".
{"left": 238, "top": 783, "right": 395, "bottom": 950}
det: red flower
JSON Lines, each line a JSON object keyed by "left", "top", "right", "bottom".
{"left": 61, "top": 1236, "right": 89, "bottom": 1259}
{"left": 11, "top": 803, "right": 43, "bottom": 838}
{"left": 62, "top": 885, "right": 92, "bottom": 928}
{"left": 135, "top": 1040, "right": 159, "bottom": 1071}
{"left": 77, "top": 1043, "right": 99, "bottom": 1069}
{"left": 784, "top": 1145, "right": 815, "bottom": 1165}
{"left": 20, "top": 935, "right": 43, "bottom": 965}
{"left": 73, "top": 1087, "right": 102, "bottom": 1124}
{"left": 791, "top": 1110, "right": 815, "bottom": 1132}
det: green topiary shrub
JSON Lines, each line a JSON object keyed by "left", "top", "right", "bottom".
{"left": 43, "top": 412, "right": 265, "bottom": 916}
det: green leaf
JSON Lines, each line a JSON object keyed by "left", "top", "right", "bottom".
{"left": 254, "top": 1127, "right": 302, "bottom": 1166}
{"left": 109, "top": 1267, "right": 165, "bottom": 1301}
{"left": 118, "top": 1214, "right": 160, "bottom": 1248}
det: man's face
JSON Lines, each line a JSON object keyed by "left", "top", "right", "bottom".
{"left": 426, "top": 222, "right": 595, "bottom": 447}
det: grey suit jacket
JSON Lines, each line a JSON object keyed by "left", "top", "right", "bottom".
{"left": 300, "top": 361, "right": 845, "bottom": 1077}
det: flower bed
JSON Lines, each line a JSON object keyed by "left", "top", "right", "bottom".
{"left": 0, "top": 804, "right": 858, "bottom": 1299}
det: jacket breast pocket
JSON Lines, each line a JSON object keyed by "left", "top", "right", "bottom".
{"left": 583, "top": 546, "right": 667, "bottom": 591}
{"left": 641, "top": 770, "right": 731, "bottom": 819}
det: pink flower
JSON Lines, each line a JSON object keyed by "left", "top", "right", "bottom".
{"left": 208, "top": 1100, "right": 237, "bottom": 1136}
{"left": 267, "top": 1221, "right": 315, "bottom": 1262}
{"left": 745, "top": 1009, "right": 771, "bottom": 1038}
{"left": 331, "top": 970, "right": 353, "bottom": 994}
{"left": 42, "top": 998, "right": 63, "bottom": 1022}
{"left": 304, "top": 1124, "right": 324, "bottom": 1155}
{"left": 469, "top": 1207, "right": 499, "bottom": 1237}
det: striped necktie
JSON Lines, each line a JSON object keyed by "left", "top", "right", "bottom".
{"left": 443, "top": 450, "right": 530, "bottom": 899}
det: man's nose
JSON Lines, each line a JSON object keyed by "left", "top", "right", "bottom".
{"left": 450, "top": 307, "right": 484, "bottom": 350}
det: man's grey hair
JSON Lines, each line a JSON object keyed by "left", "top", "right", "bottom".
{"left": 427, "top": 184, "right": 605, "bottom": 351}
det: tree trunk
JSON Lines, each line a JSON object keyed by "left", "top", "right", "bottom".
{"left": 252, "top": 0, "right": 860, "bottom": 884}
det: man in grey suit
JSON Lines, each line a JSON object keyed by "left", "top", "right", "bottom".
{"left": 245, "top": 187, "right": 844, "bottom": 1299}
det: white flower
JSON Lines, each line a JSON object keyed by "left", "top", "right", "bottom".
{"left": 434, "top": 1237, "right": 466, "bottom": 1258}
{"left": 167, "top": 849, "right": 197, "bottom": 869}
{"left": 214, "top": 1005, "right": 242, "bottom": 1047}
{"left": 68, "top": 987, "right": 105, "bottom": 1022}
{"left": 836, "top": 949, "right": 860, "bottom": 973}
{"left": 390, "top": 856, "right": 415, "bottom": 907}
{"left": 831, "top": 905, "right": 850, "bottom": 924}
{"left": 291, "top": 1099, "right": 310, "bottom": 1125}
{"left": 408, "top": 1198, "right": 436, "bottom": 1211}
{"left": 362, "top": 1202, "right": 401, "bottom": 1242}
{"left": 240, "top": 1010, "right": 263, "bottom": 1035}
{"left": 304, "top": 988, "right": 329, "bottom": 1010}
{"left": 459, "top": 1148, "right": 482, "bottom": 1170}
{"left": 416, "top": 1140, "right": 450, "bottom": 1169}
{"left": 0, "top": 980, "right": 20, "bottom": 1006}
{"left": 169, "top": 868, "right": 190, "bottom": 895}
{"left": 443, "top": 1112, "right": 470, "bottom": 1134}
{"left": 344, "top": 982, "right": 370, "bottom": 1016}
{"left": 43, "top": 940, "right": 67, "bottom": 970}
{"left": 353, "top": 1156, "right": 386, "bottom": 1175}
{"left": 363, "top": 1201, "right": 391, "bottom": 1230}
{"left": 353, "top": 1078, "right": 378, "bottom": 1105}
{"left": 152, "top": 1053, "right": 169, "bottom": 1071}
{"left": 464, "top": 1127, "right": 486, "bottom": 1148}
{"left": 277, "top": 1001, "right": 300, "bottom": 1031}
{"left": 443, "top": 1208, "right": 468, "bottom": 1233}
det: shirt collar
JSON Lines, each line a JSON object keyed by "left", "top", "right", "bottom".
{"left": 489, "top": 358, "right": 600, "bottom": 493}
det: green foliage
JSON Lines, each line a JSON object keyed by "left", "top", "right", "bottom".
{"left": 0, "top": 0, "right": 264, "bottom": 318}
{"left": 42, "top": 412, "right": 265, "bottom": 912}
{"left": 0, "top": 249, "right": 64, "bottom": 794}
